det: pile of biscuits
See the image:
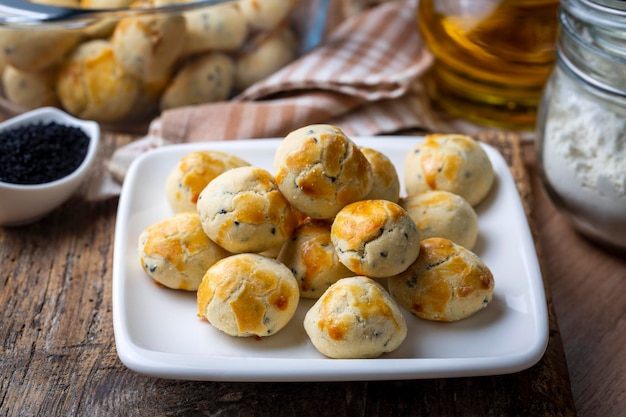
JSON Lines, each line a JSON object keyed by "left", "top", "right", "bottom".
{"left": 0, "top": 0, "right": 297, "bottom": 124}
{"left": 137, "top": 124, "right": 496, "bottom": 359}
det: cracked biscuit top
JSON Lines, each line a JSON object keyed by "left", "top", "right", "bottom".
{"left": 304, "top": 276, "right": 407, "bottom": 359}
{"left": 197, "top": 166, "right": 299, "bottom": 254}
{"left": 387, "top": 237, "right": 495, "bottom": 322}
{"left": 273, "top": 124, "right": 373, "bottom": 219}
{"left": 165, "top": 150, "right": 250, "bottom": 213}
{"left": 138, "top": 211, "right": 231, "bottom": 291}
{"left": 197, "top": 253, "right": 300, "bottom": 337}
{"left": 404, "top": 134, "right": 494, "bottom": 207}
{"left": 330, "top": 199, "right": 420, "bottom": 278}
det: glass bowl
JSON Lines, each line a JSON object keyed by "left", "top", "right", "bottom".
{"left": 0, "top": 0, "right": 327, "bottom": 132}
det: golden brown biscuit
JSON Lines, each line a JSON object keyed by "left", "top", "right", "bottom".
{"left": 165, "top": 150, "right": 250, "bottom": 213}
{"left": 400, "top": 190, "right": 479, "bottom": 249}
{"left": 124, "top": 75, "right": 171, "bottom": 121}
{"left": 0, "top": 26, "right": 81, "bottom": 72}
{"left": 404, "top": 134, "right": 495, "bottom": 206}
{"left": 273, "top": 124, "right": 373, "bottom": 219}
{"left": 235, "top": 27, "right": 297, "bottom": 91}
{"left": 111, "top": 12, "right": 185, "bottom": 82}
{"left": 277, "top": 218, "right": 353, "bottom": 298}
{"left": 330, "top": 199, "right": 420, "bottom": 278}
{"left": 80, "top": 0, "right": 132, "bottom": 39}
{"left": 197, "top": 253, "right": 300, "bottom": 337}
{"left": 360, "top": 147, "right": 401, "bottom": 203}
{"left": 196, "top": 166, "right": 299, "bottom": 253}
{"left": 238, "top": 0, "right": 296, "bottom": 31}
{"left": 2, "top": 65, "right": 60, "bottom": 110}
{"left": 138, "top": 212, "right": 232, "bottom": 291}
{"left": 183, "top": 4, "right": 248, "bottom": 56}
{"left": 387, "top": 237, "right": 495, "bottom": 322}
{"left": 303, "top": 276, "right": 407, "bottom": 359}
{"left": 56, "top": 39, "right": 140, "bottom": 122}
{"left": 159, "top": 52, "right": 235, "bottom": 111}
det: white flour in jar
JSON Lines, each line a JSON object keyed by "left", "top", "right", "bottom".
{"left": 541, "top": 67, "right": 626, "bottom": 247}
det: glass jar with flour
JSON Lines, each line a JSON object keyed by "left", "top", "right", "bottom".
{"left": 536, "top": 0, "right": 626, "bottom": 250}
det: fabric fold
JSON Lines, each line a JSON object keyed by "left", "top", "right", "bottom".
{"left": 237, "top": 0, "right": 427, "bottom": 102}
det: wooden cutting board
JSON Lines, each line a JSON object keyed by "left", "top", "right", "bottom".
{"left": 0, "top": 130, "right": 576, "bottom": 416}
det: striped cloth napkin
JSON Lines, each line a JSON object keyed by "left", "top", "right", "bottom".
{"left": 155, "top": 0, "right": 434, "bottom": 142}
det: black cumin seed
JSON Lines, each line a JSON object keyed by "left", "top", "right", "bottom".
{"left": 0, "top": 121, "right": 90, "bottom": 184}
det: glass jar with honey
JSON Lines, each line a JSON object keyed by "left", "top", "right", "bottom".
{"left": 417, "top": 0, "right": 559, "bottom": 131}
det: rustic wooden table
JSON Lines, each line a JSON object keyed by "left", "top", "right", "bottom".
{"left": 0, "top": 130, "right": 623, "bottom": 416}
{"left": 522, "top": 145, "right": 626, "bottom": 417}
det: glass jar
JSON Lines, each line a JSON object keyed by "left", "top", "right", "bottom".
{"left": 417, "top": 0, "right": 559, "bottom": 131}
{"left": 536, "top": 0, "right": 626, "bottom": 250}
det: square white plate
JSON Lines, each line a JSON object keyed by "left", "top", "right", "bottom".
{"left": 112, "top": 137, "right": 548, "bottom": 382}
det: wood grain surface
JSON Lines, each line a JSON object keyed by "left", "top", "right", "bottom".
{"left": 0, "top": 131, "right": 621, "bottom": 416}
{"left": 523, "top": 144, "right": 626, "bottom": 417}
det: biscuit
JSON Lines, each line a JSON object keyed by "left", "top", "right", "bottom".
{"left": 183, "top": 3, "right": 248, "bottom": 56}
{"left": 274, "top": 124, "right": 373, "bottom": 219}
{"left": 303, "top": 276, "right": 407, "bottom": 359}
{"left": 277, "top": 218, "right": 353, "bottom": 298}
{"left": 404, "top": 134, "right": 495, "bottom": 206}
{"left": 360, "top": 147, "right": 400, "bottom": 203}
{"left": 138, "top": 212, "right": 232, "bottom": 291}
{"left": 81, "top": 1, "right": 132, "bottom": 38}
{"left": 197, "top": 253, "right": 300, "bottom": 337}
{"left": 160, "top": 52, "right": 235, "bottom": 111}
{"left": 331, "top": 199, "right": 420, "bottom": 278}
{"left": 56, "top": 39, "right": 140, "bottom": 122}
{"left": 0, "top": 26, "right": 81, "bottom": 72}
{"left": 196, "top": 166, "right": 299, "bottom": 253}
{"left": 238, "top": 0, "right": 295, "bottom": 31}
{"left": 165, "top": 150, "right": 250, "bottom": 213}
{"left": 387, "top": 237, "right": 495, "bottom": 322}
{"left": 400, "top": 190, "right": 479, "bottom": 249}
{"left": 235, "top": 27, "right": 297, "bottom": 91}
{"left": 112, "top": 12, "right": 185, "bottom": 82}
{"left": 125, "top": 75, "right": 170, "bottom": 121}
{"left": 1, "top": 65, "right": 60, "bottom": 110}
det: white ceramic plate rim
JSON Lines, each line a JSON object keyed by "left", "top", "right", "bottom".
{"left": 112, "top": 137, "right": 549, "bottom": 382}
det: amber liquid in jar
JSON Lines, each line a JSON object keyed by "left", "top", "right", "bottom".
{"left": 418, "top": 0, "right": 559, "bottom": 130}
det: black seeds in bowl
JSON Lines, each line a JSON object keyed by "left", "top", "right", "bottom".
{"left": 0, "top": 121, "right": 90, "bottom": 185}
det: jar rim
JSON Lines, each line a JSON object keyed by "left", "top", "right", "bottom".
{"left": 558, "top": 8, "right": 626, "bottom": 61}
{"left": 562, "top": 0, "right": 626, "bottom": 29}
{"left": 557, "top": 48, "right": 626, "bottom": 98}
{"left": 583, "top": 0, "right": 626, "bottom": 12}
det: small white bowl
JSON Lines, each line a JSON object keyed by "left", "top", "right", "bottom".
{"left": 0, "top": 107, "right": 100, "bottom": 226}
